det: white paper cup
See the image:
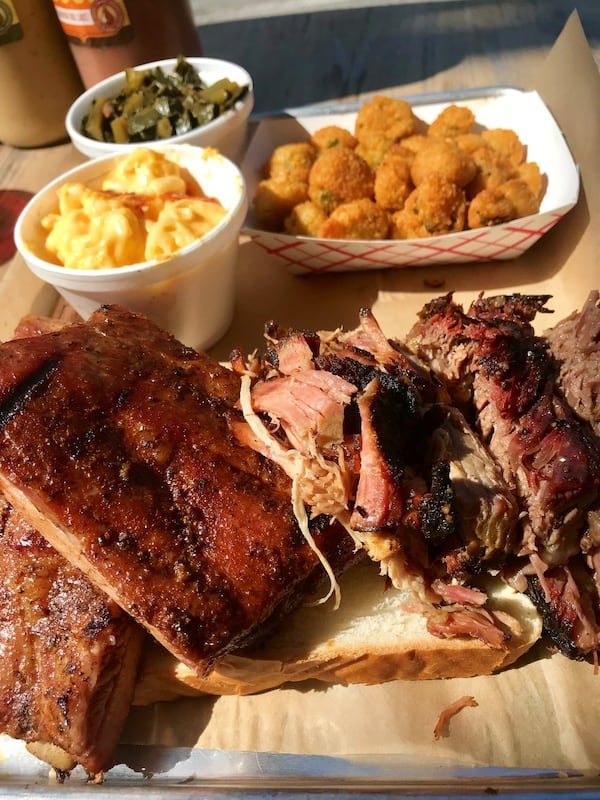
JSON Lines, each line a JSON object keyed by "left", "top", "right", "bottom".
{"left": 15, "top": 144, "right": 247, "bottom": 351}
{"left": 65, "top": 57, "right": 254, "bottom": 164}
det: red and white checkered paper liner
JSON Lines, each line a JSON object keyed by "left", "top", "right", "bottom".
{"left": 241, "top": 89, "right": 579, "bottom": 275}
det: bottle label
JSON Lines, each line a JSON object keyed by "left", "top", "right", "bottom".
{"left": 53, "top": 0, "right": 133, "bottom": 46}
{"left": 0, "top": 0, "right": 23, "bottom": 46}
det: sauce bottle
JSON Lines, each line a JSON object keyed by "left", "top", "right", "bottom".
{"left": 0, "top": 0, "right": 84, "bottom": 147}
{"left": 52, "top": 0, "right": 203, "bottom": 88}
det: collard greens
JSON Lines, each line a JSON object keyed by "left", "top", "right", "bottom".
{"left": 81, "top": 56, "right": 249, "bottom": 144}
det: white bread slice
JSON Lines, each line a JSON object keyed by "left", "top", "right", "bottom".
{"left": 133, "top": 560, "right": 542, "bottom": 703}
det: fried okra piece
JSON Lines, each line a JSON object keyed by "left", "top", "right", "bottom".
{"left": 499, "top": 177, "right": 541, "bottom": 216}
{"left": 253, "top": 179, "right": 309, "bottom": 231}
{"left": 514, "top": 161, "right": 544, "bottom": 199}
{"left": 263, "top": 142, "right": 317, "bottom": 183}
{"left": 354, "top": 95, "right": 417, "bottom": 148}
{"left": 467, "top": 178, "right": 540, "bottom": 228}
{"left": 318, "top": 198, "right": 390, "bottom": 240}
{"left": 428, "top": 104, "right": 476, "bottom": 138}
{"left": 374, "top": 147, "right": 414, "bottom": 211}
{"left": 284, "top": 200, "right": 328, "bottom": 237}
{"left": 455, "top": 133, "right": 486, "bottom": 154}
{"left": 400, "top": 134, "right": 429, "bottom": 154}
{"left": 390, "top": 174, "right": 467, "bottom": 239}
{"left": 355, "top": 135, "right": 394, "bottom": 170}
{"left": 466, "top": 145, "right": 514, "bottom": 198}
{"left": 481, "top": 128, "right": 525, "bottom": 166}
{"left": 310, "top": 125, "right": 358, "bottom": 152}
{"left": 411, "top": 138, "right": 477, "bottom": 189}
{"left": 308, "top": 147, "right": 374, "bottom": 214}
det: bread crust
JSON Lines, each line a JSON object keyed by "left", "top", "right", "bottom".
{"left": 134, "top": 561, "right": 542, "bottom": 702}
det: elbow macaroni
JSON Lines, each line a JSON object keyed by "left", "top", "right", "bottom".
{"left": 146, "top": 198, "right": 230, "bottom": 260}
{"left": 101, "top": 148, "right": 188, "bottom": 196}
{"left": 42, "top": 148, "right": 227, "bottom": 270}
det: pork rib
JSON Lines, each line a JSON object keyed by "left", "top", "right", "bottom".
{"left": 0, "top": 305, "right": 357, "bottom": 675}
{"left": 0, "top": 497, "right": 144, "bottom": 777}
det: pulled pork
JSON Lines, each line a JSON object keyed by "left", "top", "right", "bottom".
{"left": 230, "top": 308, "right": 522, "bottom": 651}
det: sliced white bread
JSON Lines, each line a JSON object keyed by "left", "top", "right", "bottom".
{"left": 133, "top": 559, "right": 542, "bottom": 703}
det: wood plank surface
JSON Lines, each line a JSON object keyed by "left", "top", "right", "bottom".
{"left": 198, "top": 0, "right": 600, "bottom": 113}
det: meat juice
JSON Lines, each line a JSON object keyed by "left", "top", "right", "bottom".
{"left": 52, "top": 0, "right": 203, "bottom": 88}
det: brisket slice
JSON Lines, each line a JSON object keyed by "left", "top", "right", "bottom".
{"left": 0, "top": 305, "right": 357, "bottom": 675}
{"left": 406, "top": 292, "right": 600, "bottom": 563}
{"left": 406, "top": 292, "right": 600, "bottom": 657}
{"left": 0, "top": 497, "right": 144, "bottom": 776}
{"left": 546, "top": 291, "right": 600, "bottom": 636}
{"left": 545, "top": 290, "right": 600, "bottom": 436}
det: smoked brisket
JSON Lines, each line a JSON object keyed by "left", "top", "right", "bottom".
{"left": 406, "top": 292, "right": 600, "bottom": 657}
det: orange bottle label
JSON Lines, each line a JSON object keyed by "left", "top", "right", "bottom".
{"left": 53, "top": 0, "right": 133, "bottom": 45}
{"left": 0, "top": 0, "right": 24, "bottom": 46}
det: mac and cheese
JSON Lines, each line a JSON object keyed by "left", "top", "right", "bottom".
{"left": 42, "top": 148, "right": 227, "bottom": 270}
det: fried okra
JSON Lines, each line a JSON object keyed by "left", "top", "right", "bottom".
{"left": 455, "top": 133, "right": 486, "bottom": 154}
{"left": 390, "top": 174, "right": 467, "bottom": 239}
{"left": 251, "top": 96, "right": 545, "bottom": 241}
{"left": 284, "top": 200, "right": 328, "bottom": 237}
{"left": 253, "top": 179, "right": 309, "bottom": 231}
{"left": 374, "top": 147, "right": 414, "bottom": 211}
{"left": 481, "top": 128, "right": 525, "bottom": 166}
{"left": 428, "top": 104, "right": 476, "bottom": 138}
{"left": 514, "top": 161, "right": 543, "bottom": 199}
{"left": 467, "top": 178, "right": 540, "bottom": 229}
{"left": 401, "top": 134, "right": 429, "bottom": 154}
{"left": 310, "top": 125, "right": 358, "bottom": 152}
{"left": 354, "top": 95, "right": 417, "bottom": 148}
{"left": 355, "top": 135, "right": 395, "bottom": 170}
{"left": 318, "top": 198, "right": 390, "bottom": 240}
{"left": 308, "top": 147, "right": 374, "bottom": 214}
{"left": 263, "top": 142, "right": 317, "bottom": 183}
{"left": 466, "top": 145, "right": 515, "bottom": 198}
{"left": 411, "top": 138, "right": 477, "bottom": 189}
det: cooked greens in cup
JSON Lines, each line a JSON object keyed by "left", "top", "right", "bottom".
{"left": 81, "top": 56, "right": 249, "bottom": 145}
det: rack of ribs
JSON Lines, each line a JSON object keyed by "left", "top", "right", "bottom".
{"left": 0, "top": 496, "right": 144, "bottom": 777}
{"left": 0, "top": 305, "right": 358, "bottom": 681}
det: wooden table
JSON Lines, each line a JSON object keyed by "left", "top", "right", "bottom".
{"left": 197, "top": 0, "right": 600, "bottom": 114}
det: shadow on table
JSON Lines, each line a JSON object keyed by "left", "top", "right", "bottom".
{"left": 199, "top": 0, "right": 600, "bottom": 113}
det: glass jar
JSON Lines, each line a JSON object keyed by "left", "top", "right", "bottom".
{"left": 52, "top": 0, "right": 203, "bottom": 88}
{"left": 0, "top": 0, "right": 84, "bottom": 147}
